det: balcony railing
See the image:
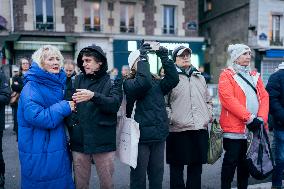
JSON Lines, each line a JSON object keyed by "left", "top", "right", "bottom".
{"left": 84, "top": 24, "right": 102, "bottom": 32}
{"left": 270, "top": 37, "right": 284, "bottom": 46}
{"left": 35, "top": 22, "right": 54, "bottom": 31}
{"left": 162, "top": 27, "right": 177, "bottom": 35}
{"left": 120, "top": 26, "right": 136, "bottom": 33}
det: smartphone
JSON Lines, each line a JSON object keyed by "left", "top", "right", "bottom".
{"left": 144, "top": 41, "right": 160, "bottom": 51}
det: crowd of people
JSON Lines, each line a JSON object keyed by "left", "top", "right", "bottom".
{"left": 0, "top": 41, "right": 282, "bottom": 189}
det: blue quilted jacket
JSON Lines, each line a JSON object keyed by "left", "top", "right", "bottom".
{"left": 17, "top": 62, "right": 75, "bottom": 189}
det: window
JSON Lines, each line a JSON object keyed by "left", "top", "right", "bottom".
{"left": 35, "top": 0, "right": 54, "bottom": 31}
{"left": 270, "top": 15, "right": 282, "bottom": 46}
{"left": 204, "top": 0, "right": 212, "bottom": 12}
{"left": 84, "top": 1, "right": 101, "bottom": 32}
{"left": 163, "top": 6, "right": 175, "bottom": 34}
{"left": 120, "top": 3, "right": 135, "bottom": 33}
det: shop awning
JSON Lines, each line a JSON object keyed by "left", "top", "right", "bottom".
{"left": 13, "top": 35, "right": 76, "bottom": 51}
{"left": 266, "top": 49, "right": 284, "bottom": 58}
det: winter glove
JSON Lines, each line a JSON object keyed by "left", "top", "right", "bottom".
{"left": 156, "top": 46, "right": 169, "bottom": 61}
{"left": 247, "top": 117, "right": 263, "bottom": 132}
{"left": 139, "top": 41, "right": 151, "bottom": 61}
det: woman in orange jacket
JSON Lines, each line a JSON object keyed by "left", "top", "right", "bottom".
{"left": 218, "top": 44, "right": 269, "bottom": 189}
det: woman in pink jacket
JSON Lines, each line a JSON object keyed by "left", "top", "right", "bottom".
{"left": 218, "top": 44, "right": 269, "bottom": 189}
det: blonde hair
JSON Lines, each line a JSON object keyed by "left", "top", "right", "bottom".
{"left": 32, "top": 45, "right": 64, "bottom": 68}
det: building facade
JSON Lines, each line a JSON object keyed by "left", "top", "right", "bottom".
{"left": 199, "top": 0, "right": 250, "bottom": 83}
{"left": 249, "top": 0, "right": 284, "bottom": 84}
{"left": 0, "top": 0, "right": 204, "bottom": 77}
{"left": 199, "top": 0, "right": 284, "bottom": 84}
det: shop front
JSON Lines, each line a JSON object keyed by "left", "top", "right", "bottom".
{"left": 256, "top": 49, "right": 284, "bottom": 84}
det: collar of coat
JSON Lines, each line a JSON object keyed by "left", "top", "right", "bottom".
{"left": 226, "top": 66, "right": 260, "bottom": 87}
{"left": 175, "top": 66, "right": 201, "bottom": 77}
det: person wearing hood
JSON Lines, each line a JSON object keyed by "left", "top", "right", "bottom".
{"left": 166, "top": 46, "right": 213, "bottom": 189}
{"left": 266, "top": 62, "right": 284, "bottom": 189}
{"left": 123, "top": 42, "right": 179, "bottom": 189}
{"left": 17, "top": 45, "right": 75, "bottom": 189}
{"left": 67, "top": 45, "right": 122, "bottom": 189}
{"left": 218, "top": 44, "right": 269, "bottom": 189}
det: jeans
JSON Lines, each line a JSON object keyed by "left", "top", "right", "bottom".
{"left": 169, "top": 163, "right": 202, "bottom": 189}
{"left": 272, "top": 130, "right": 284, "bottom": 187}
{"left": 221, "top": 138, "right": 249, "bottom": 189}
{"left": 72, "top": 151, "right": 115, "bottom": 189}
{"left": 130, "top": 141, "right": 165, "bottom": 189}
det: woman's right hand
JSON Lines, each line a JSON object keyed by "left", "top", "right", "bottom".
{"left": 68, "top": 101, "right": 75, "bottom": 112}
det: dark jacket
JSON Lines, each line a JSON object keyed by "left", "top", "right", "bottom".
{"left": 68, "top": 45, "right": 123, "bottom": 154}
{"left": 11, "top": 74, "right": 24, "bottom": 107}
{"left": 64, "top": 74, "right": 76, "bottom": 101}
{"left": 18, "top": 63, "right": 74, "bottom": 189}
{"left": 266, "top": 69, "right": 284, "bottom": 130}
{"left": 11, "top": 74, "right": 24, "bottom": 93}
{"left": 123, "top": 58, "right": 179, "bottom": 143}
{"left": 0, "top": 71, "right": 10, "bottom": 131}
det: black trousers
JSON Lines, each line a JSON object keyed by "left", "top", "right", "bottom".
{"left": 221, "top": 138, "right": 249, "bottom": 189}
{"left": 12, "top": 106, "right": 18, "bottom": 141}
{"left": 0, "top": 130, "right": 4, "bottom": 175}
{"left": 130, "top": 141, "right": 165, "bottom": 189}
{"left": 169, "top": 163, "right": 202, "bottom": 189}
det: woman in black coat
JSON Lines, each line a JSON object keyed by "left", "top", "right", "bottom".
{"left": 123, "top": 43, "right": 179, "bottom": 189}
{"left": 11, "top": 58, "right": 30, "bottom": 141}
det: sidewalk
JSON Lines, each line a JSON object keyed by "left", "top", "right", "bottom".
{"left": 233, "top": 182, "right": 271, "bottom": 189}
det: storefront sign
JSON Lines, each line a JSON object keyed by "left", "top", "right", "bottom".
{"left": 187, "top": 22, "right": 197, "bottom": 31}
{"left": 14, "top": 41, "right": 73, "bottom": 51}
{"left": 259, "top": 33, "right": 267, "bottom": 41}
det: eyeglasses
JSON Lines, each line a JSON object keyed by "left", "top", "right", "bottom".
{"left": 177, "top": 53, "right": 191, "bottom": 59}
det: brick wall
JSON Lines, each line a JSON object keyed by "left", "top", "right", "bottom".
{"left": 13, "top": 0, "right": 27, "bottom": 31}
{"left": 183, "top": 0, "right": 198, "bottom": 37}
{"left": 61, "top": 0, "right": 77, "bottom": 32}
{"left": 143, "top": 0, "right": 156, "bottom": 35}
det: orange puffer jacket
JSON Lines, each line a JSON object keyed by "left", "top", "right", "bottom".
{"left": 218, "top": 68, "right": 269, "bottom": 134}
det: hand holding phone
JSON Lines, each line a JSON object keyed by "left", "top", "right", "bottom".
{"left": 143, "top": 41, "right": 160, "bottom": 51}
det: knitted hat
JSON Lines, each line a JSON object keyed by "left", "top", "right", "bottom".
{"left": 228, "top": 44, "right": 251, "bottom": 63}
{"left": 172, "top": 46, "right": 192, "bottom": 62}
{"left": 128, "top": 50, "right": 140, "bottom": 69}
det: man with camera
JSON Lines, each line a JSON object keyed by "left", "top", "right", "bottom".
{"left": 166, "top": 46, "right": 213, "bottom": 189}
{"left": 123, "top": 41, "right": 179, "bottom": 189}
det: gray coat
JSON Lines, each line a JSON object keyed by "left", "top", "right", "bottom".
{"left": 168, "top": 69, "right": 213, "bottom": 132}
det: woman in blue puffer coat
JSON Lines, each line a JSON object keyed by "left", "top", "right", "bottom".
{"left": 17, "top": 45, "right": 75, "bottom": 189}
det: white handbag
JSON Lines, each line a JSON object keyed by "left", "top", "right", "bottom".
{"left": 116, "top": 99, "right": 140, "bottom": 169}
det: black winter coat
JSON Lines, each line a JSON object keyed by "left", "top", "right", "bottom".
{"left": 11, "top": 74, "right": 24, "bottom": 93}
{"left": 266, "top": 69, "right": 284, "bottom": 130}
{"left": 0, "top": 71, "right": 11, "bottom": 131}
{"left": 68, "top": 73, "right": 122, "bottom": 153}
{"left": 123, "top": 58, "right": 179, "bottom": 143}
{"left": 64, "top": 76, "right": 75, "bottom": 101}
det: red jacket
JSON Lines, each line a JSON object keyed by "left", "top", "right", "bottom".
{"left": 218, "top": 68, "right": 269, "bottom": 134}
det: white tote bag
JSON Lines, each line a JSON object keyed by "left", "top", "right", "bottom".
{"left": 116, "top": 100, "right": 140, "bottom": 169}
